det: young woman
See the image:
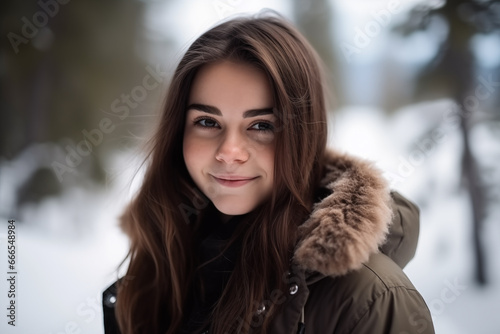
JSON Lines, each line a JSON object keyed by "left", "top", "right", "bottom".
{"left": 102, "top": 11, "right": 435, "bottom": 334}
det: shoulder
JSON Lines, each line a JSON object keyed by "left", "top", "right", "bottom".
{"left": 307, "top": 252, "right": 419, "bottom": 313}
{"left": 305, "top": 252, "right": 434, "bottom": 334}
{"left": 382, "top": 191, "right": 420, "bottom": 268}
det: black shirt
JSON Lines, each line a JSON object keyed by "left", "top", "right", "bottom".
{"left": 179, "top": 211, "right": 244, "bottom": 333}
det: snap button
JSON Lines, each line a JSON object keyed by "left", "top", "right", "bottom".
{"left": 104, "top": 293, "right": 117, "bottom": 308}
{"left": 289, "top": 284, "right": 299, "bottom": 295}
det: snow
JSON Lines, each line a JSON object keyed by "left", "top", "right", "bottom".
{"left": 1, "top": 99, "right": 499, "bottom": 333}
{"left": 2, "top": 0, "right": 499, "bottom": 332}
{"left": 0, "top": 150, "right": 135, "bottom": 334}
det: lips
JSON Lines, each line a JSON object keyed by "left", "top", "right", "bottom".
{"left": 211, "top": 175, "right": 258, "bottom": 187}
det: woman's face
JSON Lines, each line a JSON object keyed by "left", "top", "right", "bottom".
{"left": 183, "top": 60, "right": 276, "bottom": 217}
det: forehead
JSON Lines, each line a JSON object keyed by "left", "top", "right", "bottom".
{"left": 188, "top": 60, "right": 274, "bottom": 110}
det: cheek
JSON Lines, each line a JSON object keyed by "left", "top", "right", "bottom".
{"left": 183, "top": 131, "right": 214, "bottom": 173}
{"left": 183, "top": 132, "right": 200, "bottom": 172}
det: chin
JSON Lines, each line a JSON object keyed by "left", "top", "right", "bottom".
{"left": 212, "top": 199, "right": 254, "bottom": 216}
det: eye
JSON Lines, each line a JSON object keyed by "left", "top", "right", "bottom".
{"left": 193, "top": 117, "right": 219, "bottom": 129}
{"left": 250, "top": 121, "right": 274, "bottom": 132}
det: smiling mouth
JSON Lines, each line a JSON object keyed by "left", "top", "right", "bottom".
{"left": 211, "top": 175, "right": 259, "bottom": 187}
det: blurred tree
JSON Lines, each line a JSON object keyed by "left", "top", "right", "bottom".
{"left": 1, "top": 0, "right": 150, "bottom": 212}
{"left": 396, "top": 0, "right": 500, "bottom": 285}
{"left": 291, "top": 0, "right": 343, "bottom": 107}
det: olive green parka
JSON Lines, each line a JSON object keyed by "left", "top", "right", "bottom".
{"left": 103, "top": 149, "right": 435, "bottom": 334}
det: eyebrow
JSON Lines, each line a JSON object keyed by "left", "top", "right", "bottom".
{"left": 186, "top": 103, "right": 274, "bottom": 118}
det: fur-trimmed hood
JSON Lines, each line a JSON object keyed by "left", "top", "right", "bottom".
{"left": 294, "top": 149, "right": 393, "bottom": 277}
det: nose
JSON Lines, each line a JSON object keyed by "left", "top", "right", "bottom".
{"left": 215, "top": 131, "right": 249, "bottom": 164}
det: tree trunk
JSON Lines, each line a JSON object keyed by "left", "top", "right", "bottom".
{"left": 460, "top": 115, "right": 487, "bottom": 285}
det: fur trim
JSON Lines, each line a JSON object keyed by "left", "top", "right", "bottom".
{"left": 294, "top": 149, "right": 393, "bottom": 277}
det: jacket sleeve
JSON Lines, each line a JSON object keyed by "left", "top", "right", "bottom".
{"left": 348, "top": 285, "right": 435, "bottom": 334}
{"left": 102, "top": 281, "right": 121, "bottom": 334}
{"left": 380, "top": 191, "right": 420, "bottom": 269}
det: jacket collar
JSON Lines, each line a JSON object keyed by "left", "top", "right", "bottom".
{"left": 293, "top": 149, "right": 393, "bottom": 278}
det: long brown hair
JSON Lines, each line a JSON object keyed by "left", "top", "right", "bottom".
{"left": 115, "top": 10, "right": 329, "bottom": 334}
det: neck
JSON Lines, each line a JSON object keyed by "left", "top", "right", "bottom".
{"left": 218, "top": 211, "right": 234, "bottom": 224}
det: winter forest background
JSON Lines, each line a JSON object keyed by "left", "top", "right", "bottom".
{"left": 1, "top": 0, "right": 500, "bottom": 333}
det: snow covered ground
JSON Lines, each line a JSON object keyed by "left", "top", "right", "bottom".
{"left": 1, "top": 100, "right": 499, "bottom": 334}
{"left": 0, "top": 150, "right": 136, "bottom": 334}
